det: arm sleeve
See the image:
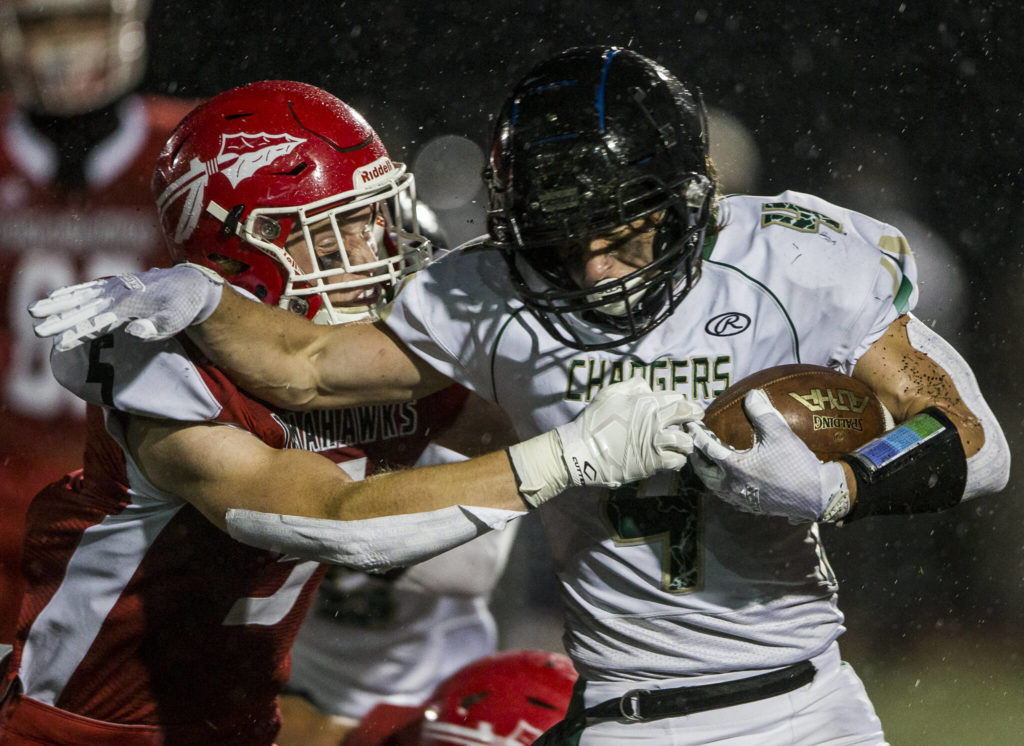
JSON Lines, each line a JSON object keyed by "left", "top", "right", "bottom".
{"left": 224, "top": 504, "right": 526, "bottom": 572}
{"left": 837, "top": 220, "right": 920, "bottom": 372}
{"left": 904, "top": 315, "right": 1010, "bottom": 499}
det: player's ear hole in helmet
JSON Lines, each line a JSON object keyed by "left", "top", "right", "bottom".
{"left": 485, "top": 45, "right": 720, "bottom": 351}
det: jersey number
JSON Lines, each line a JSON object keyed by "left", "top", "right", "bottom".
{"left": 602, "top": 470, "right": 704, "bottom": 593}
{"left": 6, "top": 252, "right": 145, "bottom": 418}
{"left": 87, "top": 335, "right": 116, "bottom": 407}
{"left": 760, "top": 202, "right": 843, "bottom": 235}
{"left": 222, "top": 561, "right": 320, "bottom": 627}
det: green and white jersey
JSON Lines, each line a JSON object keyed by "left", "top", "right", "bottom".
{"left": 383, "top": 190, "right": 918, "bottom": 683}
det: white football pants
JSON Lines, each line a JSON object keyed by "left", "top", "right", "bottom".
{"left": 576, "top": 643, "right": 887, "bottom": 745}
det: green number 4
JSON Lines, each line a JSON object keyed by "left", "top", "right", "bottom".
{"left": 602, "top": 470, "right": 704, "bottom": 594}
{"left": 761, "top": 201, "right": 843, "bottom": 235}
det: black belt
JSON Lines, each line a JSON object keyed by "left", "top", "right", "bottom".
{"left": 584, "top": 660, "right": 816, "bottom": 723}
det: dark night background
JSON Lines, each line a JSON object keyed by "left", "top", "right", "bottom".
{"left": 139, "top": 2, "right": 1023, "bottom": 741}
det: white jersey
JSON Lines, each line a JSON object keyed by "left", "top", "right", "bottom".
{"left": 286, "top": 549, "right": 504, "bottom": 718}
{"left": 383, "top": 191, "right": 918, "bottom": 683}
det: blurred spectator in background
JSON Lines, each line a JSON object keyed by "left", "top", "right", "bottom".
{"left": 0, "top": 0, "right": 194, "bottom": 652}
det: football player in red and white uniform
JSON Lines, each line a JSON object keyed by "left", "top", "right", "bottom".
{"left": 0, "top": 0, "right": 195, "bottom": 649}
{"left": 4, "top": 80, "right": 697, "bottom": 745}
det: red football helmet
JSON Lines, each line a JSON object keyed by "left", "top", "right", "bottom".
{"left": 419, "top": 649, "right": 577, "bottom": 745}
{"left": 343, "top": 650, "right": 577, "bottom": 746}
{"left": 151, "top": 79, "right": 432, "bottom": 323}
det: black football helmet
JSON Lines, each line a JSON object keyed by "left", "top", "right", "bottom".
{"left": 485, "top": 46, "right": 713, "bottom": 351}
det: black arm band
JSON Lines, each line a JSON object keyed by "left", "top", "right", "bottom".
{"left": 840, "top": 407, "right": 967, "bottom": 523}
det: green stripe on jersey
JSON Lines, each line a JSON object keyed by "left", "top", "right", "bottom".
{"left": 894, "top": 275, "right": 914, "bottom": 314}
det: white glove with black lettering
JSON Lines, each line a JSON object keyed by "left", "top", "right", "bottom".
{"left": 507, "top": 377, "right": 703, "bottom": 508}
{"left": 28, "top": 263, "right": 225, "bottom": 351}
{"left": 687, "top": 389, "right": 851, "bottom": 523}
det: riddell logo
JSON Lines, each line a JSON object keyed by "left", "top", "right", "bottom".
{"left": 156, "top": 131, "right": 307, "bottom": 242}
{"left": 354, "top": 157, "right": 394, "bottom": 187}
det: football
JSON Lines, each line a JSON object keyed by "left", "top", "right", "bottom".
{"left": 703, "top": 364, "right": 890, "bottom": 461}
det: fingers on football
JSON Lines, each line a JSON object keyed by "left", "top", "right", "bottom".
{"left": 686, "top": 421, "right": 733, "bottom": 461}
{"left": 742, "top": 389, "right": 796, "bottom": 441}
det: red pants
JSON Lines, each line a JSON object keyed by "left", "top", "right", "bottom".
{"left": 0, "top": 694, "right": 165, "bottom": 746}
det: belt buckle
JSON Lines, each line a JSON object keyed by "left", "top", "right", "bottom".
{"left": 619, "top": 688, "right": 650, "bottom": 722}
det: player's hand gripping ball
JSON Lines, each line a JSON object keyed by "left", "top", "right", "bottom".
{"left": 703, "top": 364, "right": 890, "bottom": 461}
{"left": 688, "top": 365, "right": 893, "bottom": 522}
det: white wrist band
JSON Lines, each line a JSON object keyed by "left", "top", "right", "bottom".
{"left": 506, "top": 430, "right": 570, "bottom": 508}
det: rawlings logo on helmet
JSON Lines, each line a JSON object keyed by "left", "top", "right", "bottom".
{"left": 156, "top": 131, "right": 307, "bottom": 242}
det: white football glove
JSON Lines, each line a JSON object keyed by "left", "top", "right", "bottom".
{"left": 29, "top": 263, "right": 225, "bottom": 351}
{"left": 687, "top": 389, "right": 851, "bottom": 523}
{"left": 507, "top": 377, "right": 703, "bottom": 508}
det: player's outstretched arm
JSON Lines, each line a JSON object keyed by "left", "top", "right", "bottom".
{"left": 190, "top": 283, "right": 450, "bottom": 409}
{"left": 127, "top": 377, "right": 702, "bottom": 568}
{"left": 30, "top": 264, "right": 449, "bottom": 409}
{"left": 127, "top": 416, "right": 524, "bottom": 526}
